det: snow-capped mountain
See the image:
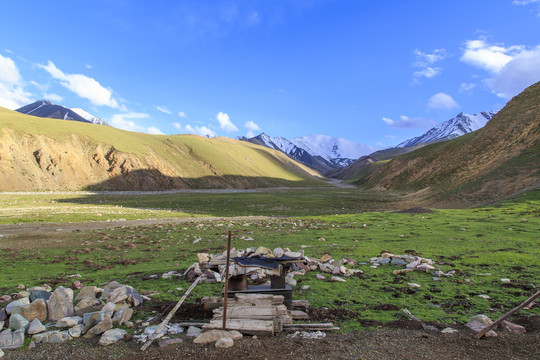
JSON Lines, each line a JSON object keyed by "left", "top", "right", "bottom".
{"left": 15, "top": 100, "right": 108, "bottom": 126}
{"left": 243, "top": 133, "right": 373, "bottom": 174}
{"left": 71, "top": 108, "right": 108, "bottom": 126}
{"left": 397, "top": 111, "right": 496, "bottom": 148}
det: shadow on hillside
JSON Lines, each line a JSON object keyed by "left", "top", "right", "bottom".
{"left": 80, "top": 169, "right": 323, "bottom": 192}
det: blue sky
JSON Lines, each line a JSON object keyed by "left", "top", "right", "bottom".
{"left": 1, "top": 0, "right": 539, "bottom": 154}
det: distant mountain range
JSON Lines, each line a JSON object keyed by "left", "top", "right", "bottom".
{"left": 16, "top": 100, "right": 108, "bottom": 125}
{"left": 243, "top": 111, "right": 496, "bottom": 175}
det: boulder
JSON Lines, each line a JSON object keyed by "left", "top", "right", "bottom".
{"left": 49, "top": 330, "right": 71, "bottom": 344}
{"left": 74, "top": 297, "right": 104, "bottom": 316}
{"left": 186, "top": 326, "right": 202, "bottom": 337}
{"left": 501, "top": 320, "right": 526, "bottom": 334}
{"left": 197, "top": 253, "right": 210, "bottom": 263}
{"left": 0, "top": 309, "right": 6, "bottom": 322}
{"left": 12, "top": 299, "right": 47, "bottom": 322}
{"left": 466, "top": 315, "right": 497, "bottom": 337}
{"left": 99, "top": 328, "right": 127, "bottom": 346}
{"left": 29, "top": 290, "right": 52, "bottom": 302}
{"left": 69, "top": 324, "right": 84, "bottom": 338}
{"left": 101, "top": 302, "right": 117, "bottom": 317}
{"left": 56, "top": 316, "right": 82, "bottom": 328}
{"left": 84, "top": 315, "right": 113, "bottom": 338}
{"left": 215, "top": 337, "right": 234, "bottom": 348}
{"left": 254, "top": 246, "right": 272, "bottom": 256}
{"left": 83, "top": 311, "right": 105, "bottom": 325}
{"left": 193, "top": 330, "right": 242, "bottom": 344}
{"left": 8, "top": 313, "right": 29, "bottom": 332}
{"left": 74, "top": 286, "right": 99, "bottom": 303}
{"left": 0, "top": 329, "right": 24, "bottom": 349}
{"left": 6, "top": 298, "right": 29, "bottom": 314}
{"left": 99, "top": 281, "right": 122, "bottom": 301}
{"left": 107, "top": 285, "right": 143, "bottom": 307}
{"left": 112, "top": 307, "right": 133, "bottom": 326}
{"left": 273, "top": 247, "right": 284, "bottom": 257}
{"left": 71, "top": 280, "right": 83, "bottom": 290}
{"left": 47, "top": 287, "right": 74, "bottom": 321}
{"left": 27, "top": 318, "right": 47, "bottom": 335}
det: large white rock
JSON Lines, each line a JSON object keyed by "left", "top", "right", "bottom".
{"left": 215, "top": 337, "right": 234, "bottom": 348}
{"left": 47, "top": 287, "right": 74, "bottom": 321}
{"left": 99, "top": 328, "right": 127, "bottom": 346}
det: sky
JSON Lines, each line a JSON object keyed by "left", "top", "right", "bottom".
{"left": 1, "top": 0, "right": 539, "bottom": 155}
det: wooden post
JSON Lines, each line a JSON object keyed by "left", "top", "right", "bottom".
{"left": 475, "top": 290, "right": 540, "bottom": 339}
{"left": 222, "top": 230, "right": 232, "bottom": 330}
{"left": 140, "top": 274, "right": 204, "bottom": 351}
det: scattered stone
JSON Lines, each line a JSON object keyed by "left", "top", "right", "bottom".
{"left": 501, "top": 278, "right": 511, "bottom": 284}
{"left": 320, "top": 254, "right": 332, "bottom": 262}
{"left": 99, "top": 281, "right": 123, "bottom": 302}
{"left": 47, "top": 287, "right": 74, "bottom": 321}
{"left": 186, "top": 326, "right": 202, "bottom": 337}
{"left": 49, "top": 330, "right": 71, "bottom": 344}
{"left": 408, "top": 283, "right": 421, "bottom": 288}
{"left": 477, "top": 295, "right": 491, "bottom": 300}
{"left": 0, "top": 295, "right": 11, "bottom": 303}
{"left": 71, "top": 281, "right": 83, "bottom": 290}
{"left": 301, "top": 285, "right": 310, "bottom": 290}
{"left": 101, "top": 302, "right": 117, "bottom": 317}
{"left": 6, "top": 298, "right": 29, "bottom": 314}
{"left": 159, "top": 338, "right": 184, "bottom": 347}
{"left": 432, "top": 277, "right": 442, "bottom": 281}
{"left": 28, "top": 341, "right": 35, "bottom": 349}
{"left": 9, "top": 313, "right": 29, "bottom": 332}
{"left": 197, "top": 253, "right": 210, "bottom": 263}
{"left": 501, "top": 320, "right": 526, "bottom": 334}
{"left": 390, "top": 258, "right": 407, "bottom": 266}
{"left": 99, "top": 328, "right": 127, "bottom": 346}
{"left": 316, "top": 274, "right": 326, "bottom": 280}
{"left": 287, "top": 330, "right": 326, "bottom": 339}
{"left": 466, "top": 315, "right": 497, "bottom": 337}
{"left": 11, "top": 299, "right": 47, "bottom": 322}
{"left": 27, "top": 318, "right": 47, "bottom": 335}
{"left": 441, "top": 327, "right": 458, "bottom": 334}
{"left": 215, "top": 337, "right": 234, "bottom": 348}
{"left": 107, "top": 285, "right": 143, "bottom": 307}
{"left": 29, "top": 290, "right": 52, "bottom": 303}
{"left": 330, "top": 276, "right": 346, "bottom": 282}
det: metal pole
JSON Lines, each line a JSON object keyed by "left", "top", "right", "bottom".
{"left": 222, "top": 230, "right": 232, "bottom": 330}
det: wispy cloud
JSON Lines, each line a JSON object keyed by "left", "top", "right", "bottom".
{"left": 154, "top": 105, "right": 172, "bottom": 114}
{"left": 513, "top": 0, "right": 540, "bottom": 16}
{"left": 412, "top": 48, "right": 447, "bottom": 81}
{"left": 217, "top": 112, "right": 238, "bottom": 132}
{"left": 109, "top": 112, "right": 163, "bottom": 134}
{"left": 459, "top": 82, "right": 477, "bottom": 94}
{"left": 172, "top": 122, "right": 216, "bottom": 137}
{"left": 382, "top": 115, "right": 436, "bottom": 129}
{"left": 0, "top": 53, "right": 32, "bottom": 109}
{"left": 427, "top": 92, "right": 460, "bottom": 110}
{"left": 178, "top": 111, "right": 187, "bottom": 118}
{"left": 244, "top": 120, "right": 261, "bottom": 138}
{"left": 38, "top": 60, "right": 121, "bottom": 109}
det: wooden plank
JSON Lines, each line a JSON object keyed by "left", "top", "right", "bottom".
{"left": 475, "top": 290, "right": 540, "bottom": 339}
{"left": 290, "top": 310, "right": 309, "bottom": 320}
{"left": 204, "top": 319, "right": 274, "bottom": 336}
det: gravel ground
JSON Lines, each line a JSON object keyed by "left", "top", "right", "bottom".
{"left": 2, "top": 328, "right": 539, "bottom": 360}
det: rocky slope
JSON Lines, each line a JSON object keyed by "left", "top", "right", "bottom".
{"left": 356, "top": 81, "right": 540, "bottom": 205}
{"left": 0, "top": 108, "right": 324, "bottom": 191}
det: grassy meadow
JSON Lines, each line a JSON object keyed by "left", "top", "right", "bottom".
{"left": 0, "top": 187, "right": 538, "bottom": 329}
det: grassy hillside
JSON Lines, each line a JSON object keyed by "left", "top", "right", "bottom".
{"left": 353, "top": 81, "right": 540, "bottom": 205}
{"left": 0, "top": 107, "right": 325, "bottom": 191}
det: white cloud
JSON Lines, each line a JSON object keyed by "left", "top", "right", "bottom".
{"left": 461, "top": 38, "right": 540, "bottom": 98}
{"left": 513, "top": 0, "right": 540, "bottom": 16}
{"left": 0, "top": 54, "right": 32, "bottom": 109}
{"left": 154, "top": 105, "right": 172, "bottom": 114}
{"left": 178, "top": 111, "right": 187, "bottom": 118}
{"left": 217, "top": 111, "right": 238, "bottom": 132}
{"left": 427, "top": 92, "right": 460, "bottom": 110}
{"left": 460, "top": 38, "right": 524, "bottom": 73}
{"left": 488, "top": 46, "right": 540, "bottom": 98}
{"left": 109, "top": 112, "right": 162, "bottom": 134}
{"left": 459, "top": 82, "right": 477, "bottom": 94}
{"left": 173, "top": 122, "right": 182, "bottom": 130}
{"left": 38, "top": 61, "right": 121, "bottom": 109}
{"left": 382, "top": 115, "right": 436, "bottom": 129}
{"left": 185, "top": 124, "right": 217, "bottom": 137}
{"left": 0, "top": 54, "right": 22, "bottom": 85}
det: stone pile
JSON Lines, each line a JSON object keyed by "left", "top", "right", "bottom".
{"left": 181, "top": 246, "right": 364, "bottom": 285}
{"left": 0, "top": 281, "right": 142, "bottom": 351}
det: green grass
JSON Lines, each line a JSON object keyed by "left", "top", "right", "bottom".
{"left": 1, "top": 187, "right": 538, "bottom": 328}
